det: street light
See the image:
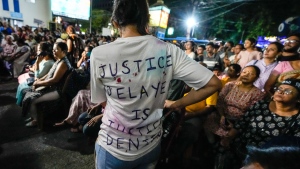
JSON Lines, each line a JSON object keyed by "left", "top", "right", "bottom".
{"left": 186, "top": 17, "right": 196, "bottom": 39}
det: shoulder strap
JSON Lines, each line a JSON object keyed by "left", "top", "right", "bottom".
{"left": 253, "top": 60, "right": 259, "bottom": 65}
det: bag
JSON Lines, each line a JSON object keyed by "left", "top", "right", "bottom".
{"left": 26, "top": 77, "right": 35, "bottom": 86}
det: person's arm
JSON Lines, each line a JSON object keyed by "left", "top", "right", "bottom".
{"left": 77, "top": 51, "right": 86, "bottom": 68}
{"left": 185, "top": 106, "right": 216, "bottom": 120}
{"left": 67, "top": 39, "right": 72, "bottom": 53}
{"left": 33, "top": 61, "right": 68, "bottom": 87}
{"left": 264, "top": 73, "right": 279, "bottom": 97}
{"left": 164, "top": 75, "right": 222, "bottom": 109}
{"left": 13, "top": 46, "right": 28, "bottom": 59}
{"left": 234, "top": 53, "right": 241, "bottom": 64}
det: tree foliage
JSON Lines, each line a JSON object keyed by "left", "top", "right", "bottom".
{"left": 80, "top": 9, "right": 111, "bottom": 34}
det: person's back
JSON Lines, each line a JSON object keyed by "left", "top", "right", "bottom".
{"left": 90, "top": 1, "right": 221, "bottom": 169}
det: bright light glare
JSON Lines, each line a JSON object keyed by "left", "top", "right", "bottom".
{"left": 186, "top": 17, "right": 196, "bottom": 27}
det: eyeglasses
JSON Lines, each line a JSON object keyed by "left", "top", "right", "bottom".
{"left": 274, "top": 87, "right": 293, "bottom": 95}
{"left": 284, "top": 39, "right": 299, "bottom": 44}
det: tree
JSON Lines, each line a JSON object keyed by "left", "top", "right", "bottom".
{"left": 80, "top": 9, "right": 111, "bottom": 34}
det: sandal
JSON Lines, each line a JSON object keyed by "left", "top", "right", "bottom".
{"left": 26, "top": 120, "right": 37, "bottom": 128}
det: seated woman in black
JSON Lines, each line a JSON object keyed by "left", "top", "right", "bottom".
{"left": 223, "top": 78, "right": 300, "bottom": 150}
{"left": 23, "top": 42, "right": 72, "bottom": 127}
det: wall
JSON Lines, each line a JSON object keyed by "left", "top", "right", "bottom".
{"left": 0, "top": 0, "right": 51, "bottom": 28}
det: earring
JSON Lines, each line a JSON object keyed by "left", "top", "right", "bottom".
{"left": 271, "top": 96, "right": 274, "bottom": 100}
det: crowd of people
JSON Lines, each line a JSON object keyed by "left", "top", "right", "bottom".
{"left": 1, "top": 0, "right": 300, "bottom": 168}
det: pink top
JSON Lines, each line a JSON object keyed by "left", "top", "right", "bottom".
{"left": 271, "top": 61, "right": 294, "bottom": 76}
{"left": 237, "top": 50, "right": 262, "bottom": 68}
{"left": 217, "top": 82, "right": 264, "bottom": 120}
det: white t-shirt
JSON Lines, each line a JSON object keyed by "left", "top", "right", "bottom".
{"left": 185, "top": 51, "right": 196, "bottom": 60}
{"left": 90, "top": 35, "right": 213, "bottom": 161}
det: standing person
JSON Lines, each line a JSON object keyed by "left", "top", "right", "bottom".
{"left": 236, "top": 38, "right": 262, "bottom": 68}
{"left": 184, "top": 41, "right": 196, "bottom": 60}
{"left": 203, "top": 42, "right": 222, "bottom": 70}
{"left": 245, "top": 42, "right": 283, "bottom": 91}
{"left": 66, "top": 25, "right": 84, "bottom": 68}
{"left": 230, "top": 44, "right": 244, "bottom": 63}
{"left": 196, "top": 45, "right": 205, "bottom": 62}
{"left": 90, "top": 0, "right": 222, "bottom": 168}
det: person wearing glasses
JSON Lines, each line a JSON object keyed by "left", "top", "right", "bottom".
{"left": 222, "top": 78, "right": 300, "bottom": 159}
{"left": 264, "top": 33, "right": 300, "bottom": 96}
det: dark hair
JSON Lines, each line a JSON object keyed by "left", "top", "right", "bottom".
{"left": 56, "top": 42, "right": 68, "bottom": 53}
{"left": 88, "top": 46, "right": 94, "bottom": 52}
{"left": 212, "top": 64, "right": 221, "bottom": 71}
{"left": 245, "top": 37, "right": 257, "bottom": 46}
{"left": 112, "top": 0, "right": 149, "bottom": 35}
{"left": 254, "top": 46, "right": 262, "bottom": 53}
{"left": 198, "top": 45, "right": 205, "bottom": 50}
{"left": 17, "top": 38, "right": 25, "bottom": 45}
{"left": 39, "top": 42, "right": 54, "bottom": 60}
{"left": 226, "top": 41, "right": 234, "bottom": 47}
{"left": 235, "top": 44, "right": 244, "bottom": 50}
{"left": 243, "top": 65, "right": 260, "bottom": 78}
{"left": 229, "top": 64, "right": 241, "bottom": 74}
{"left": 288, "top": 32, "right": 300, "bottom": 40}
{"left": 214, "top": 44, "right": 220, "bottom": 49}
{"left": 269, "top": 41, "right": 284, "bottom": 52}
{"left": 206, "top": 42, "right": 215, "bottom": 47}
{"left": 243, "top": 146, "right": 300, "bottom": 169}
{"left": 186, "top": 41, "right": 195, "bottom": 51}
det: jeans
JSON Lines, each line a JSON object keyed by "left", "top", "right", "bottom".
{"left": 78, "top": 112, "right": 101, "bottom": 138}
{"left": 95, "top": 143, "right": 160, "bottom": 169}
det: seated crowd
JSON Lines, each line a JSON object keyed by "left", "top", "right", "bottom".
{"left": 1, "top": 22, "right": 300, "bottom": 168}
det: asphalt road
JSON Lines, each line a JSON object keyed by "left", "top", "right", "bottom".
{"left": 0, "top": 79, "right": 95, "bottom": 169}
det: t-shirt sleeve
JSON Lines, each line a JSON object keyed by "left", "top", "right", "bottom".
{"left": 35, "top": 61, "right": 53, "bottom": 78}
{"left": 206, "top": 91, "right": 218, "bottom": 106}
{"left": 271, "top": 61, "right": 285, "bottom": 76}
{"left": 90, "top": 51, "right": 107, "bottom": 104}
{"left": 167, "top": 44, "right": 214, "bottom": 90}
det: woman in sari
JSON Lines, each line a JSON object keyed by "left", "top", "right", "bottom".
{"left": 23, "top": 42, "right": 72, "bottom": 127}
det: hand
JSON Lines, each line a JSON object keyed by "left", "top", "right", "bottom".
{"left": 87, "top": 105, "right": 99, "bottom": 115}
{"left": 36, "top": 56, "right": 43, "bottom": 63}
{"left": 87, "top": 114, "right": 103, "bottom": 126}
{"left": 220, "top": 115, "right": 226, "bottom": 129}
{"left": 164, "top": 100, "right": 176, "bottom": 109}
{"left": 235, "top": 81, "right": 242, "bottom": 86}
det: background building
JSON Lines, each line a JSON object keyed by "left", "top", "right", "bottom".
{"left": 0, "top": 0, "right": 51, "bottom": 28}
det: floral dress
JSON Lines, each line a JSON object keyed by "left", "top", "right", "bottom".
{"left": 65, "top": 89, "right": 97, "bottom": 125}
{"left": 205, "top": 82, "right": 265, "bottom": 136}
{"left": 234, "top": 99, "right": 300, "bottom": 147}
